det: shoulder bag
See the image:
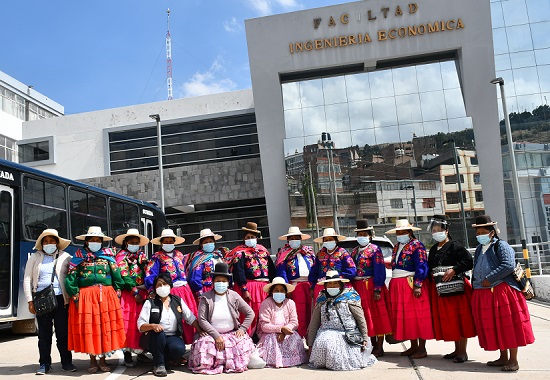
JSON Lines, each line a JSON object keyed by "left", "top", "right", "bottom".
{"left": 32, "top": 256, "right": 59, "bottom": 317}
{"left": 494, "top": 240, "right": 535, "bottom": 300}
{"left": 432, "top": 246, "right": 465, "bottom": 297}
{"left": 333, "top": 303, "right": 364, "bottom": 347}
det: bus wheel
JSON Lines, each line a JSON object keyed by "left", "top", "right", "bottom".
{"left": 12, "top": 319, "right": 37, "bottom": 335}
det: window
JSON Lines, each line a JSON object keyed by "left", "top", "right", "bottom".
{"left": 418, "top": 182, "right": 436, "bottom": 190}
{"left": 109, "top": 199, "right": 140, "bottom": 238}
{"left": 473, "top": 173, "right": 481, "bottom": 184}
{"left": 18, "top": 137, "right": 54, "bottom": 165}
{"left": 470, "top": 156, "right": 478, "bottom": 165}
{"left": 69, "top": 189, "right": 107, "bottom": 242}
{"left": 390, "top": 198, "right": 403, "bottom": 209}
{"left": 475, "top": 191, "right": 484, "bottom": 202}
{"left": 445, "top": 174, "right": 464, "bottom": 184}
{"left": 422, "top": 198, "right": 436, "bottom": 208}
{"left": 446, "top": 192, "right": 467, "bottom": 204}
{"left": 22, "top": 177, "right": 67, "bottom": 240}
{"left": 357, "top": 193, "right": 377, "bottom": 204}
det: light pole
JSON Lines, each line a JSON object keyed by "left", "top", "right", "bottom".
{"left": 308, "top": 161, "right": 320, "bottom": 240}
{"left": 491, "top": 77, "right": 529, "bottom": 276}
{"left": 321, "top": 132, "right": 340, "bottom": 233}
{"left": 150, "top": 114, "right": 165, "bottom": 213}
{"left": 401, "top": 185, "right": 418, "bottom": 226}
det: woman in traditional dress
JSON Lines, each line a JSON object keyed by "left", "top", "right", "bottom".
{"left": 65, "top": 226, "right": 126, "bottom": 373}
{"left": 471, "top": 215, "right": 535, "bottom": 372}
{"left": 257, "top": 277, "right": 307, "bottom": 368}
{"left": 275, "top": 226, "right": 315, "bottom": 337}
{"left": 350, "top": 220, "right": 392, "bottom": 357}
{"left": 189, "top": 263, "right": 256, "bottom": 374}
{"left": 308, "top": 227, "right": 356, "bottom": 301}
{"left": 225, "top": 221, "right": 275, "bottom": 334}
{"left": 386, "top": 219, "right": 434, "bottom": 358}
{"left": 114, "top": 228, "right": 150, "bottom": 367}
{"left": 187, "top": 228, "right": 229, "bottom": 299}
{"left": 307, "top": 271, "right": 377, "bottom": 371}
{"left": 145, "top": 228, "right": 198, "bottom": 345}
{"left": 427, "top": 215, "right": 476, "bottom": 363}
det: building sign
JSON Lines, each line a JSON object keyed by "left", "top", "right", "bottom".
{"left": 289, "top": 2, "right": 464, "bottom": 54}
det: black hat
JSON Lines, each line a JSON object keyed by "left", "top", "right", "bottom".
{"left": 354, "top": 219, "right": 373, "bottom": 232}
{"left": 211, "top": 262, "right": 232, "bottom": 279}
{"left": 472, "top": 215, "right": 498, "bottom": 228}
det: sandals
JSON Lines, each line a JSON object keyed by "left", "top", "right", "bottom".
{"left": 502, "top": 364, "right": 519, "bottom": 372}
{"left": 98, "top": 363, "right": 111, "bottom": 372}
{"left": 453, "top": 355, "right": 468, "bottom": 363}
{"left": 87, "top": 366, "right": 98, "bottom": 374}
{"left": 487, "top": 360, "right": 507, "bottom": 367}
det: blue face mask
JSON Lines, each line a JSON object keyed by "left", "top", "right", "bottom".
{"left": 88, "top": 242, "right": 102, "bottom": 253}
{"left": 272, "top": 292, "right": 286, "bottom": 303}
{"left": 127, "top": 244, "right": 140, "bottom": 253}
{"left": 214, "top": 282, "right": 229, "bottom": 294}
{"left": 432, "top": 232, "right": 447, "bottom": 243}
{"left": 396, "top": 235, "right": 410, "bottom": 245}
{"left": 357, "top": 236, "right": 370, "bottom": 246}
{"left": 323, "top": 241, "right": 337, "bottom": 251}
{"left": 288, "top": 240, "right": 301, "bottom": 249}
{"left": 326, "top": 287, "right": 341, "bottom": 297}
{"left": 245, "top": 239, "right": 257, "bottom": 248}
{"left": 476, "top": 234, "right": 492, "bottom": 245}
{"left": 202, "top": 242, "right": 215, "bottom": 253}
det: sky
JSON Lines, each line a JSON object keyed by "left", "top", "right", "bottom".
{"left": 0, "top": 0, "right": 346, "bottom": 115}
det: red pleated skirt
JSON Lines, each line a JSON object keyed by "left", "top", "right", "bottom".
{"left": 352, "top": 278, "right": 392, "bottom": 337}
{"left": 171, "top": 285, "right": 199, "bottom": 344}
{"left": 288, "top": 281, "right": 311, "bottom": 337}
{"left": 389, "top": 277, "right": 434, "bottom": 341}
{"left": 428, "top": 278, "right": 477, "bottom": 341}
{"left": 471, "top": 282, "right": 535, "bottom": 351}
{"left": 120, "top": 289, "right": 149, "bottom": 351}
{"left": 235, "top": 280, "right": 268, "bottom": 335}
{"left": 68, "top": 285, "right": 126, "bottom": 356}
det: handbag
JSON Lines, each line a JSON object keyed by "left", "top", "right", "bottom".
{"left": 334, "top": 303, "right": 364, "bottom": 347}
{"left": 32, "top": 257, "right": 58, "bottom": 317}
{"left": 432, "top": 266, "right": 465, "bottom": 297}
{"left": 512, "top": 261, "right": 535, "bottom": 300}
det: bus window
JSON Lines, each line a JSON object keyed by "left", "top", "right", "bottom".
{"left": 109, "top": 199, "right": 139, "bottom": 239}
{"left": 69, "top": 188, "right": 107, "bottom": 243}
{"left": 0, "top": 190, "right": 12, "bottom": 308}
{"left": 22, "top": 177, "right": 67, "bottom": 240}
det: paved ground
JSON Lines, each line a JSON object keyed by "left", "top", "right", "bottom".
{"left": 1, "top": 300, "right": 548, "bottom": 380}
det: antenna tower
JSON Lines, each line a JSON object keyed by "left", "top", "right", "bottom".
{"left": 166, "top": 8, "right": 173, "bottom": 100}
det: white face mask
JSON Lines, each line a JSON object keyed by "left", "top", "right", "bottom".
{"left": 288, "top": 240, "right": 301, "bottom": 249}
{"left": 127, "top": 244, "right": 140, "bottom": 253}
{"left": 88, "top": 242, "right": 102, "bottom": 253}
{"left": 155, "top": 285, "right": 171, "bottom": 298}
{"left": 326, "top": 287, "right": 341, "bottom": 297}
{"left": 323, "top": 241, "right": 337, "bottom": 251}
{"left": 162, "top": 244, "right": 175, "bottom": 252}
{"left": 272, "top": 292, "right": 286, "bottom": 303}
{"left": 396, "top": 235, "right": 410, "bottom": 245}
{"left": 432, "top": 232, "right": 447, "bottom": 243}
{"left": 214, "top": 282, "right": 229, "bottom": 294}
{"left": 43, "top": 244, "right": 57, "bottom": 255}
{"left": 245, "top": 238, "right": 257, "bottom": 248}
{"left": 357, "top": 237, "right": 370, "bottom": 246}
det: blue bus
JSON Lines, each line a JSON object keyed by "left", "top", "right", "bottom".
{"left": 0, "top": 158, "right": 167, "bottom": 333}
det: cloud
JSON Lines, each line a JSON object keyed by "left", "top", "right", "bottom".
{"left": 223, "top": 17, "right": 242, "bottom": 33}
{"left": 180, "top": 57, "right": 237, "bottom": 97}
{"left": 245, "top": 0, "right": 302, "bottom": 16}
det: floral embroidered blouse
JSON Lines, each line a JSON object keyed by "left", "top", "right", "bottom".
{"left": 145, "top": 250, "right": 187, "bottom": 289}
{"left": 308, "top": 246, "right": 356, "bottom": 288}
{"left": 187, "top": 247, "right": 229, "bottom": 296}
{"left": 275, "top": 244, "right": 315, "bottom": 282}
{"left": 390, "top": 239, "right": 429, "bottom": 288}
{"left": 351, "top": 243, "right": 386, "bottom": 292}
{"left": 227, "top": 244, "right": 276, "bottom": 287}
{"left": 115, "top": 249, "right": 149, "bottom": 294}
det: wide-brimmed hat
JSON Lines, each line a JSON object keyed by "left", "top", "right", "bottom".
{"left": 75, "top": 226, "right": 112, "bottom": 241}
{"left": 317, "top": 270, "right": 350, "bottom": 284}
{"left": 263, "top": 277, "right": 296, "bottom": 293}
{"left": 242, "top": 221, "right": 261, "bottom": 236}
{"left": 472, "top": 215, "right": 500, "bottom": 233}
{"left": 278, "top": 226, "right": 311, "bottom": 241}
{"left": 354, "top": 219, "right": 373, "bottom": 232}
{"left": 192, "top": 228, "right": 222, "bottom": 245}
{"left": 385, "top": 219, "right": 421, "bottom": 234}
{"left": 211, "top": 262, "right": 232, "bottom": 280}
{"left": 313, "top": 227, "right": 346, "bottom": 243}
{"left": 34, "top": 229, "right": 71, "bottom": 251}
{"left": 115, "top": 228, "right": 150, "bottom": 246}
{"left": 151, "top": 229, "right": 185, "bottom": 245}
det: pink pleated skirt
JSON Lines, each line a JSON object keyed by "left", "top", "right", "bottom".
{"left": 171, "top": 285, "right": 198, "bottom": 344}
{"left": 120, "top": 289, "right": 149, "bottom": 351}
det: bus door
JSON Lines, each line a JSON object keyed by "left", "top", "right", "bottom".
{"left": 141, "top": 217, "right": 154, "bottom": 258}
{"left": 0, "top": 185, "right": 14, "bottom": 318}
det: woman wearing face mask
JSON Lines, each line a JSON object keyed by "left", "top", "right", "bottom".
{"left": 257, "top": 277, "right": 307, "bottom": 368}
{"left": 145, "top": 229, "right": 198, "bottom": 345}
{"left": 138, "top": 273, "right": 204, "bottom": 377}
{"left": 308, "top": 228, "right": 357, "bottom": 301}
{"left": 224, "top": 222, "right": 275, "bottom": 335}
{"left": 275, "top": 226, "right": 315, "bottom": 337}
{"left": 385, "top": 219, "right": 433, "bottom": 359}
{"left": 65, "top": 226, "right": 126, "bottom": 373}
{"left": 114, "top": 228, "right": 151, "bottom": 367}
{"left": 427, "top": 215, "right": 476, "bottom": 364}
{"left": 189, "top": 263, "right": 255, "bottom": 374}
{"left": 350, "top": 220, "right": 391, "bottom": 358}
{"left": 187, "top": 229, "right": 229, "bottom": 299}
{"left": 471, "top": 215, "right": 534, "bottom": 372}
{"left": 307, "top": 271, "right": 377, "bottom": 371}
{"left": 23, "top": 229, "right": 75, "bottom": 375}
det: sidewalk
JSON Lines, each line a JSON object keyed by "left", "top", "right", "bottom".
{"left": 1, "top": 300, "right": 547, "bottom": 380}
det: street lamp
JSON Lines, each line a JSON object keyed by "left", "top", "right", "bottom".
{"left": 401, "top": 185, "right": 418, "bottom": 226}
{"left": 444, "top": 139, "right": 469, "bottom": 248}
{"left": 321, "top": 132, "right": 340, "bottom": 233}
{"left": 149, "top": 114, "right": 165, "bottom": 213}
{"left": 491, "top": 77, "right": 529, "bottom": 275}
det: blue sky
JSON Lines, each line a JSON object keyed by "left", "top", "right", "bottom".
{"left": 0, "top": 0, "right": 344, "bottom": 114}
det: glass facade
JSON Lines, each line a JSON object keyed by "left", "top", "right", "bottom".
{"left": 0, "top": 135, "right": 17, "bottom": 161}
{"left": 0, "top": 84, "right": 56, "bottom": 121}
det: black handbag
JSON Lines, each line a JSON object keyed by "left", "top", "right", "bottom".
{"left": 334, "top": 303, "right": 364, "bottom": 347}
{"left": 32, "top": 257, "right": 58, "bottom": 317}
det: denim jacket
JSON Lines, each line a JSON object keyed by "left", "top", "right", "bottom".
{"left": 472, "top": 239, "right": 520, "bottom": 291}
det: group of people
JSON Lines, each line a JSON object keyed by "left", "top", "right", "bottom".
{"left": 23, "top": 215, "right": 535, "bottom": 376}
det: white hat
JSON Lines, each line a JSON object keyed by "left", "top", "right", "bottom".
{"left": 114, "top": 228, "right": 150, "bottom": 246}
{"left": 263, "top": 276, "right": 296, "bottom": 293}
{"left": 313, "top": 227, "right": 346, "bottom": 243}
{"left": 385, "top": 219, "right": 421, "bottom": 234}
{"left": 317, "top": 270, "right": 350, "bottom": 284}
{"left": 151, "top": 228, "right": 185, "bottom": 245}
{"left": 34, "top": 229, "right": 71, "bottom": 251}
{"left": 193, "top": 228, "right": 222, "bottom": 245}
{"left": 75, "top": 226, "right": 112, "bottom": 241}
{"left": 278, "top": 226, "right": 311, "bottom": 241}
